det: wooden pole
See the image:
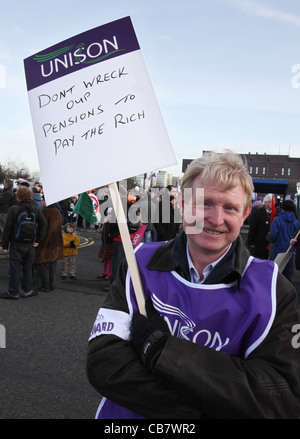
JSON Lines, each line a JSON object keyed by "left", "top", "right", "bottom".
{"left": 274, "top": 229, "right": 300, "bottom": 272}
{"left": 109, "top": 182, "right": 146, "bottom": 316}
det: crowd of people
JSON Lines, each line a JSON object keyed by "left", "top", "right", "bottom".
{"left": 0, "top": 179, "right": 183, "bottom": 298}
{"left": 0, "top": 175, "right": 300, "bottom": 297}
{"left": 0, "top": 150, "right": 300, "bottom": 418}
{"left": 0, "top": 180, "right": 81, "bottom": 298}
{"left": 247, "top": 193, "right": 300, "bottom": 282}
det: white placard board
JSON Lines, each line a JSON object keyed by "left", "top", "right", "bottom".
{"left": 24, "top": 17, "right": 176, "bottom": 205}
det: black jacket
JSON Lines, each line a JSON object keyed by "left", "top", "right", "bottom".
{"left": 2, "top": 201, "right": 47, "bottom": 249}
{"left": 247, "top": 207, "right": 271, "bottom": 259}
{"left": 87, "top": 231, "right": 300, "bottom": 419}
{"left": 0, "top": 187, "right": 15, "bottom": 214}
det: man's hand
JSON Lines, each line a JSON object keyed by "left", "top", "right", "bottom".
{"left": 130, "top": 299, "right": 170, "bottom": 371}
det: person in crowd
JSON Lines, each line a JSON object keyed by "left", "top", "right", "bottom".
{"left": 59, "top": 198, "right": 72, "bottom": 225}
{"left": 86, "top": 150, "right": 300, "bottom": 419}
{"left": 97, "top": 208, "right": 113, "bottom": 280}
{"left": 61, "top": 223, "right": 80, "bottom": 280}
{"left": 167, "top": 184, "right": 177, "bottom": 197}
{"left": 34, "top": 204, "right": 64, "bottom": 292}
{"left": 19, "top": 181, "right": 30, "bottom": 188}
{"left": 290, "top": 232, "right": 300, "bottom": 303}
{"left": 66, "top": 196, "right": 78, "bottom": 224}
{"left": 109, "top": 185, "right": 141, "bottom": 285}
{"left": 267, "top": 200, "right": 299, "bottom": 282}
{"left": 33, "top": 181, "right": 43, "bottom": 192}
{"left": 275, "top": 196, "right": 282, "bottom": 213}
{"left": 136, "top": 190, "right": 157, "bottom": 242}
{"left": 148, "top": 188, "right": 158, "bottom": 242}
{"left": 31, "top": 186, "right": 43, "bottom": 210}
{"left": 247, "top": 200, "right": 263, "bottom": 225}
{"left": 155, "top": 187, "right": 181, "bottom": 241}
{"left": 247, "top": 194, "right": 273, "bottom": 259}
{"left": 0, "top": 186, "right": 47, "bottom": 299}
{"left": 0, "top": 179, "right": 16, "bottom": 245}
{"left": 291, "top": 234, "right": 300, "bottom": 270}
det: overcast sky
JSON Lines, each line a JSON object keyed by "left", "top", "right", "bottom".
{"left": 1, "top": 0, "right": 300, "bottom": 178}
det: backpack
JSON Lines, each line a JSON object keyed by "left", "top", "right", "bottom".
{"left": 14, "top": 206, "right": 37, "bottom": 243}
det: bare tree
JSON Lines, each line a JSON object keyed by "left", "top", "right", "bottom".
{"left": 0, "top": 159, "right": 39, "bottom": 183}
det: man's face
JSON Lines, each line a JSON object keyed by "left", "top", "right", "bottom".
{"left": 264, "top": 199, "right": 272, "bottom": 211}
{"left": 168, "top": 186, "right": 177, "bottom": 197}
{"left": 182, "top": 175, "right": 251, "bottom": 258}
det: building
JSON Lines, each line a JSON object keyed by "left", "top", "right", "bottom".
{"left": 182, "top": 152, "right": 300, "bottom": 199}
{"left": 241, "top": 152, "right": 300, "bottom": 198}
{"left": 155, "top": 170, "right": 167, "bottom": 187}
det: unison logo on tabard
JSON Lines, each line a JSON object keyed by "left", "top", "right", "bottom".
{"left": 33, "top": 39, "right": 124, "bottom": 78}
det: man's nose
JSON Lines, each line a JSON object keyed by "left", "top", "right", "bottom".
{"left": 208, "top": 206, "right": 224, "bottom": 226}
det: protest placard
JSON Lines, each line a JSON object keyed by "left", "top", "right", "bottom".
{"left": 24, "top": 16, "right": 176, "bottom": 206}
{"left": 24, "top": 16, "right": 177, "bottom": 315}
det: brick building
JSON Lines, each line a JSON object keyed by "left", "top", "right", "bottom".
{"left": 242, "top": 152, "right": 300, "bottom": 198}
{"left": 182, "top": 152, "right": 300, "bottom": 199}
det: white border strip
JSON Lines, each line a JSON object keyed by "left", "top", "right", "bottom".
{"left": 244, "top": 262, "right": 278, "bottom": 358}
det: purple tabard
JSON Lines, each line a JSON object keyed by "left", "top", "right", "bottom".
{"left": 95, "top": 241, "right": 277, "bottom": 419}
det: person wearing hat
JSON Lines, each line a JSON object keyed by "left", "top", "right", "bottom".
{"left": 61, "top": 223, "right": 80, "bottom": 280}
{"left": 267, "top": 199, "right": 299, "bottom": 281}
{"left": 0, "top": 179, "right": 16, "bottom": 245}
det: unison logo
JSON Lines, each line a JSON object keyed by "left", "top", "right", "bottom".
{"left": 33, "top": 37, "right": 123, "bottom": 78}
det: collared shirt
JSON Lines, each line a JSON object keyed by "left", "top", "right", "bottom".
{"left": 186, "top": 243, "right": 232, "bottom": 284}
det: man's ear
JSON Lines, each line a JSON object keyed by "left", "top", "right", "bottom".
{"left": 243, "top": 204, "right": 252, "bottom": 223}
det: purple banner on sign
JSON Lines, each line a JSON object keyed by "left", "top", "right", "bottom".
{"left": 24, "top": 16, "right": 140, "bottom": 91}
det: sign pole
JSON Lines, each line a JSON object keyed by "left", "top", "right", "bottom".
{"left": 109, "top": 182, "right": 146, "bottom": 316}
{"left": 274, "top": 229, "right": 300, "bottom": 272}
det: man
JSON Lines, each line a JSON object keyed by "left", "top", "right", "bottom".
{"left": 0, "top": 186, "right": 47, "bottom": 299}
{"left": 155, "top": 185, "right": 181, "bottom": 241}
{"left": 86, "top": 151, "right": 300, "bottom": 419}
{"left": 247, "top": 193, "right": 273, "bottom": 259}
{"left": 0, "top": 179, "right": 15, "bottom": 244}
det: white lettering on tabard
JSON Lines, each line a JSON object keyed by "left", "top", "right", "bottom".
{"left": 88, "top": 308, "right": 131, "bottom": 342}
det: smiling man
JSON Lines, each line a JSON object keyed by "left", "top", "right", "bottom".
{"left": 86, "top": 150, "right": 300, "bottom": 419}
{"left": 180, "top": 153, "right": 252, "bottom": 280}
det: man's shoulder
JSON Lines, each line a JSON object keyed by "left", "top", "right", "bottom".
{"left": 258, "top": 207, "right": 269, "bottom": 218}
{"left": 0, "top": 188, "right": 13, "bottom": 199}
{"left": 16, "top": 202, "right": 37, "bottom": 212}
{"left": 144, "top": 235, "right": 184, "bottom": 272}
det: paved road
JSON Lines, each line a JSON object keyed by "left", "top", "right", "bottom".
{"left": 1, "top": 227, "right": 299, "bottom": 419}
{"left": 0, "top": 227, "right": 107, "bottom": 419}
